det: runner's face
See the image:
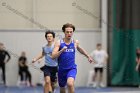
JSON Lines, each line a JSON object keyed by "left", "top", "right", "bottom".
{"left": 64, "top": 27, "right": 74, "bottom": 39}
{"left": 46, "top": 34, "right": 54, "bottom": 42}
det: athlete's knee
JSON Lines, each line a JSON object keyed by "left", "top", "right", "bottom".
{"left": 67, "top": 77, "right": 75, "bottom": 87}
{"left": 45, "top": 79, "right": 51, "bottom": 85}
{"left": 67, "top": 81, "right": 74, "bottom": 87}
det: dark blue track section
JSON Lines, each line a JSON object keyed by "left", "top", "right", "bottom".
{"left": 0, "top": 86, "right": 140, "bottom": 93}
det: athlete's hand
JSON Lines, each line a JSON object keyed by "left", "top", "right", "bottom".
{"left": 87, "top": 56, "right": 94, "bottom": 63}
{"left": 88, "top": 56, "right": 97, "bottom": 64}
{"left": 61, "top": 46, "right": 67, "bottom": 52}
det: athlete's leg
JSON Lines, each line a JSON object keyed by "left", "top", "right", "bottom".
{"left": 98, "top": 68, "right": 103, "bottom": 82}
{"left": 92, "top": 68, "right": 97, "bottom": 82}
{"left": 60, "top": 87, "right": 66, "bottom": 93}
{"left": 51, "top": 76, "right": 57, "bottom": 92}
{"left": 92, "top": 68, "right": 98, "bottom": 87}
{"left": 51, "top": 81, "right": 57, "bottom": 92}
{"left": 50, "top": 67, "right": 57, "bottom": 92}
{"left": 1, "top": 64, "right": 6, "bottom": 84}
{"left": 25, "top": 70, "right": 32, "bottom": 86}
{"left": 19, "top": 70, "right": 24, "bottom": 82}
{"left": 67, "top": 77, "right": 75, "bottom": 93}
{"left": 58, "top": 69, "right": 67, "bottom": 93}
{"left": 44, "top": 76, "right": 52, "bottom": 93}
{"left": 67, "top": 68, "right": 77, "bottom": 93}
{"left": 41, "top": 65, "right": 53, "bottom": 93}
{"left": 98, "top": 68, "right": 104, "bottom": 87}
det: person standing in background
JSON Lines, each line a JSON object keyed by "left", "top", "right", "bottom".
{"left": 0, "top": 42, "right": 11, "bottom": 85}
{"left": 90, "top": 43, "right": 108, "bottom": 88}
{"left": 18, "top": 51, "right": 32, "bottom": 87}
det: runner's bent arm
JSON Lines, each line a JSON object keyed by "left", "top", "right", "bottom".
{"left": 52, "top": 40, "right": 67, "bottom": 59}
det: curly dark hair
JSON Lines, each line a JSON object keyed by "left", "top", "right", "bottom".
{"left": 62, "top": 23, "right": 75, "bottom": 32}
{"left": 45, "top": 30, "right": 55, "bottom": 39}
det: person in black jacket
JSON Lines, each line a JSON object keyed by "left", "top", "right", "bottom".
{"left": 0, "top": 42, "right": 11, "bottom": 85}
{"left": 18, "top": 51, "right": 32, "bottom": 86}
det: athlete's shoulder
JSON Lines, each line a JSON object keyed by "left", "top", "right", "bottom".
{"left": 54, "top": 40, "right": 61, "bottom": 47}
{"left": 73, "top": 39, "right": 79, "bottom": 44}
{"left": 42, "top": 44, "right": 47, "bottom": 48}
{"left": 57, "top": 39, "right": 61, "bottom": 43}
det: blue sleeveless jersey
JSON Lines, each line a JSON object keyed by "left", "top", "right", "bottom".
{"left": 43, "top": 44, "right": 58, "bottom": 67}
{"left": 58, "top": 39, "right": 77, "bottom": 70}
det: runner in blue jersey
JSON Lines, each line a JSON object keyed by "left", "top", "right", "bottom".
{"left": 32, "top": 31, "right": 57, "bottom": 93}
{"left": 52, "top": 23, "right": 93, "bottom": 93}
